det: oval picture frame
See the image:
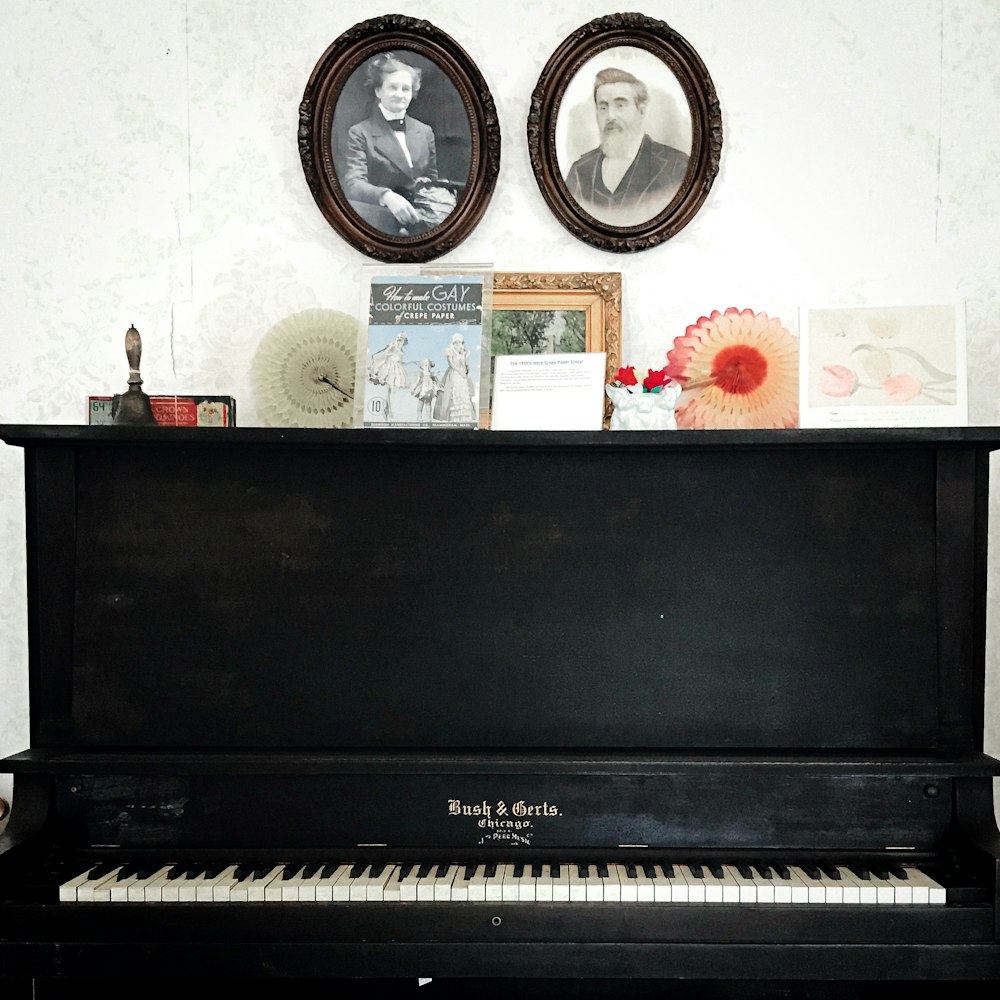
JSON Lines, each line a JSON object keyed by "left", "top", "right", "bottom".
{"left": 528, "top": 13, "right": 722, "bottom": 253}
{"left": 298, "top": 15, "right": 500, "bottom": 263}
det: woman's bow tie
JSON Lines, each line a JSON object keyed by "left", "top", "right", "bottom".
{"left": 388, "top": 118, "right": 405, "bottom": 132}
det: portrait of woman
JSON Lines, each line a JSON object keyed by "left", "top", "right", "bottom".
{"left": 332, "top": 50, "right": 472, "bottom": 237}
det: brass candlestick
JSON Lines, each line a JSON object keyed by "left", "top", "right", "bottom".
{"left": 112, "top": 324, "right": 157, "bottom": 425}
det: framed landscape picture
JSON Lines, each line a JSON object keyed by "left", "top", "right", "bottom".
{"left": 484, "top": 271, "right": 622, "bottom": 427}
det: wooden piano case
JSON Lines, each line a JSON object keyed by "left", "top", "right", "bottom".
{"left": 1, "top": 424, "right": 999, "bottom": 988}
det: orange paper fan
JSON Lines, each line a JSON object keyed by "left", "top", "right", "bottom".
{"left": 664, "top": 307, "right": 799, "bottom": 429}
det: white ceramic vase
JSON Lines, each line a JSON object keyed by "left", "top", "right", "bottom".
{"left": 605, "top": 382, "right": 682, "bottom": 431}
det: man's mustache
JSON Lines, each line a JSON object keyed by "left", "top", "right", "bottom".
{"left": 602, "top": 121, "right": 623, "bottom": 134}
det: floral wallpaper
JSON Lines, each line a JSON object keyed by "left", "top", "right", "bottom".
{"left": 1, "top": 0, "right": 1000, "bottom": 823}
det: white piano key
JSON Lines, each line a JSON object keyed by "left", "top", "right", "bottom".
{"left": 483, "top": 864, "right": 504, "bottom": 902}
{"left": 658, "top": 864, "right": 684, "bottom": 902}
{"left": 724, "top": 865, "right": 758, "bottom": 904}
{"left": 314, "top": 864, "right": 350, "bottom": 902}
{"left": 582, "top": 864, "right": 603, "bottom": 902}
{"left": 265, "top": 864, "right": 304, "bottom": 902}
{"left": 683, "top": 865, "right": 714, "bottom": 903}
{"left": 514, "top": 864, "right": 536, "bottom": 901}
{"left": 233, "top": 865, "right": 284, "bottom": 902}
{"left": 886, "top": 869, "right": 913, "bottom": 905}
{"left": 835, "top": 866, "right": 863, "bottom": 904}
{"left": 466, "top": 864, "right": 488, "bottom": 902}
{"left": 382, "top": 865, "right": 404, "bottom": 902}
{"left": 127, "top": 865, "right": 175, "bottom": 903}
{"left": 751, "top": 866, "right": 776, "bottom": 904}
{"left": 551, "top": 864, "right": 571, "bottom": 901}
{"left": 431, "top": 864, "right": 458, "bottom": 901}
{"left": 567, "top": 863, "right": 587, "bottom": 901}
{"left": 450, "top": 865, "right": 473, "bottom": 901}
{"left": 632, "top": 864, "right": 654, "bottom": 902}
{"left": 78, "top": 866, "right": 126, "bottom": 902}
{"left": 331, "top": 864, "right": 358, "bottom": 901}
{"left": 813, "top": 866, "right": 847, "bottom": 904}
{"left": 600, "top": 864, "right": 621, "bottom": 902}
{"left": 534, "top": 864, "right": 553, "bottom": 902}
{"left": 499, "top": 863, "right": 520, "bottom": 902}
{"left": 844, "top": 867, "right": 878, "bottom": 905}
{"left": 789, "top": 866, "right": 826, "bottom": 904}
{"left": 614, "top": 863, "right": 639, "bottom": 903}
{"left": 395, "top": 864, "right": 421, "bottom": 902}
{"left": 415, "top": 864, "right": 440, "bottom": 901}
{"left": 716, "top": 865, "right": 741, "bottom": 903}
{"left": 770, "top": 867, "right": 795, "bottom": 904}
{"left": 60, "top": 866, "right": 102, "bottom": 902}
{"left": 899, "top": 865, "right": 946, "bottom": 905}
{"left": 867, "top": 869, "right": 897, "bottom": 904}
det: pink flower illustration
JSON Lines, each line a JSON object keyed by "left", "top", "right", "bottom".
{"left": 819, "top": 364, "right": 857, "bottom": 398}
{"left": 881, "top": 374, "right": 922, "bottom": 402}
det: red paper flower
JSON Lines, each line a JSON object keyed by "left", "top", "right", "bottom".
{"left": 642, "top": 367, "right": 673, "bottom": 392}
{"left": 613, "top": 365, "right": 639, "bottom": 387}
{"left": 665, "top": 308, "right": 799, "bottom": 429}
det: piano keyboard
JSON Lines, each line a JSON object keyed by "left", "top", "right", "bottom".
{"left": 57, "top": 861, "right": 948, "bottom": 905}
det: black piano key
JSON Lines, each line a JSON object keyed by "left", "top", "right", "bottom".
{"left": 300, "top": 864, "right": 321, "bottom": 879}
{"left": 416, "top": 864, "right": 435, "bottom": 878}
{"left": 849, "top": 866, "right": 872, "bottom": 881}
{"left": 550, "top": 864, "right": 561, "bottom": 878}
{"left": 624, "top": 864, "right": 638, "bottom": 879}
{"left": 368, "top": 864, "right": 386, "bottom": 878}
{"left": 484, "top": 864, "right": 497, "bottom": 878}
{"left": 349, "top": 863, "right": 368, "bottom": 879}
{"left": 531, "top": 864, "right": 543, "bottom": 878}
{"left": 659, "top": 864, "right": 676, "bottom": 879}
{"left": 577, "top": 864, "right": 590, "bottom": 878}
{"left": 774, "top": 865, "right": 791, "bottom": 880}
{"left": 512, "top": 864, "right": 524, "bottom": 878}
{"left": 819, "top": 864, "right": 842, "bottom": 880}
{"left": 752, "top": 865, "right": 773, "bottom": 880}
{"left": 597, "top": 864, "right": 609, "bottom": 878}
{"left": 687, "top": 864, "right": 705, "bottom": 879}
{"left": 890, "top": 865, "right": 909, "bottom": 880}
{"left": 801, "top": 865, "right": 822, "bottom": 881}
{"left": 396, "top": 864, "right": 414, "bottom": 881}
{"left": 708, "top": 863, "right": 724, "bottom": 879}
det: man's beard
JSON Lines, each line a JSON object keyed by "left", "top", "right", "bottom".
{"left": 600, "top": 122, "right": 639, "bottom": 160}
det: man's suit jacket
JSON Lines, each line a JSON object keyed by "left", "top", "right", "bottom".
{"left": 564, "top": 133, "right": 688, "bottom": 213}
{"left": 342, "top": 112, "right": 438, "bottom": 207}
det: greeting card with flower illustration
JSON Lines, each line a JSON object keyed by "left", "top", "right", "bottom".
{"left": 798, "top": 304, "right": 967, "bottom": 428}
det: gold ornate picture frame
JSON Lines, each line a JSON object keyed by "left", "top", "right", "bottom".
{"left": 484, "top": 271, "right": 622, "bottom": 427}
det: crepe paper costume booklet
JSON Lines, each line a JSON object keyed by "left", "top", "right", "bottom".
{"left": 361, "top": 272, "right": 487, "bottom": 429}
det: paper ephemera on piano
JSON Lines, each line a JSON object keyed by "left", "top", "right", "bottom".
{"left": 361, "top": 271, "right": 487, "bottom": 429}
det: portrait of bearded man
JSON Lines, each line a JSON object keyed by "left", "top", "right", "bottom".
{"left": 563, "top": 67, "right": 689, "bottom": 226}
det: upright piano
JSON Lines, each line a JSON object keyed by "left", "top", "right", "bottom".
{"left": 1, "top": 423, "right": 999, "bottom": 988}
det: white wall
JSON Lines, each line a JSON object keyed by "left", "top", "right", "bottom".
{"left": 2, "top": 1, "right": 999, "bottom": 814}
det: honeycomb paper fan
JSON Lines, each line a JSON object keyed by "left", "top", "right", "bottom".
{"left": 251, "top": 309, "right": 359, "bottom": 428}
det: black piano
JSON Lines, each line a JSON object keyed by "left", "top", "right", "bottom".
{"left": 1, "top": 423, "right": 999, "bottom": 993}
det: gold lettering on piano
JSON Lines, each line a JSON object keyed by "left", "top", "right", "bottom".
{"left": 448, "top": 798, "right": 560, "bottom": 824}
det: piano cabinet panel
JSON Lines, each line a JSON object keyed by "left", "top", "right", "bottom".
{"left": 52, "top": 772, "right": 956, "bottom": 851}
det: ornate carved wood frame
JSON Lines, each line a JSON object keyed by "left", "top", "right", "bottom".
{"left": 299, "top": 15, "right": 501, "bottom": 263}
{"left": 528, "top": 13, "right": 722, "bottom": 253}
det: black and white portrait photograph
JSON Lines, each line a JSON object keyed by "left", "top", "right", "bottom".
{"left": 331, "top": 49, "right": 473, "bottom": 238}
{"left": 556, "top": 46, "right": 693, "bottom": 228}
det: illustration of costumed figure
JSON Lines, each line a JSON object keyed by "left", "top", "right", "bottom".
{"left": 411, "top": 357, "right": 443, "bottom": 423}
{"left": 367, "top": 332, "right": 409, "bottom": 420}
{"left": 433, "top": 333, "right": 476, "bottom": 424}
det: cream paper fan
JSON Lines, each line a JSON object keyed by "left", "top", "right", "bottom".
{"left": 251, "top": 309, "right": 359, "bottom": 428}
